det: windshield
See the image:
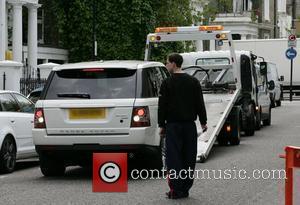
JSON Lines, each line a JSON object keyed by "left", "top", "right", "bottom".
{"left": 184, "top": 67, "right": 236, "bottom": 92}
{"left": 45, "top": 68, "right": 137, "bottom": 99}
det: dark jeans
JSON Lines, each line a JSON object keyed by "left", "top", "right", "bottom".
{"left": 165, "top": 122, "right": 197, "bottom": 194}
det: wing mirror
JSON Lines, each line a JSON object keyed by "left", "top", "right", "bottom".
{"left": 259, "top": 62, "right": 267, "bottom": 76}
{"left": 280, "top": 75, "right": 284, "bottom": 81}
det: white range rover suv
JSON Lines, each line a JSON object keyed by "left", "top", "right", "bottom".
{"left": 33, "top": 61, "right": 169, "bottom": 176}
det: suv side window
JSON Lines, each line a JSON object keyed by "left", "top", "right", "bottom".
{"left": 138, "top": 67, "right": 160, "bottom": 98}
{"left": 159, "top": 67, "right": 170, "bottom": 79}
{"left": 0, "top": 94, "right": 19, "bottom": 112}
{"left": 147, "top": 67, "right": 160, "bottom": 97}
{"left": 137, "top": 67, "right": 169, "bottom": 98}
{"left": 13, "top": 94, "right": 35, "bottom": 113}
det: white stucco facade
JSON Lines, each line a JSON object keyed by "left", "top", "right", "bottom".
{"left": 1, "top": 0, "right": 40, "bottom": 66}
{"left": 194, "top": 0, "right": 292, "bottom": 40}
{"left": 0, "top": 0, "right": 68, "bottom": 80}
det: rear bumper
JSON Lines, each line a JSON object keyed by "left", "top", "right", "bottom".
{"left": 35, "top": 144, "right": 158, "bottom": 153}
{"left": 35, "top": 144, "right": 160, "bottom": 165}
{"left": 32, "top": 127, "right": 160, "bottom": 147}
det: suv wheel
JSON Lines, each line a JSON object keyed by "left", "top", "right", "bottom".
{"left": 39, "top": 153, "right": 66, "bottom": 177}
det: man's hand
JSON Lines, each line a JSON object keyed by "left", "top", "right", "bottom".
{"left": 201, "top": 124, "right": 208, "bottom": 132}
{"left": 159, "top": 127, "right": 166, "bottom": 137}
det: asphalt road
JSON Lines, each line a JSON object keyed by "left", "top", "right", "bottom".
{"left": 1, "top": 101, "right": 300, "bottom": 205}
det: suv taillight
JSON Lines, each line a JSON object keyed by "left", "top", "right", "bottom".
{"left": 131, "top": 107, "right": 151, "bottom": 127}
{"left": 34, "top": 108, "right": 46, "bottom": 129}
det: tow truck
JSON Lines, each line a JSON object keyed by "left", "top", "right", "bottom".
{"left": 144, "top": 25, "right": 264, "bottom": 162}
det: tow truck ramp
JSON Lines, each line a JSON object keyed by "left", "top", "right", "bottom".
{"left": 196, "top": 88, "right": 240, "bottom": 162}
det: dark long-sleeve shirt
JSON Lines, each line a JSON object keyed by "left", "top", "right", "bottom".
{"left": 158, "top": 73, "right": 207, "bottom": 128}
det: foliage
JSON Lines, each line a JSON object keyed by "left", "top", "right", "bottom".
{"left": 47, "top": 0, "right": 193, "bottom": 62}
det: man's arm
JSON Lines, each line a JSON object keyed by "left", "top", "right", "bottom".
{"left": 158, "top": 80, "right": 167, "bottom": 129}
{"left": 195, "top": 80, "right": 207, "bottom": 127}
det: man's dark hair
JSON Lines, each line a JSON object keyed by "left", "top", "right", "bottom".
{"left": 168, "top": 53, "right": 183, "bottom": 68}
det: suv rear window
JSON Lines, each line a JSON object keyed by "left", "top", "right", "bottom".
{"left": 44, "top": 68, "right": 137, "bottom": 99}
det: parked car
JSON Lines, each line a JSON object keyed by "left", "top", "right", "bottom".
{"left": 0, "top": 90, "right": 36, "bottom": 173}
{"left": 27, "top": 87, "right": 44, "bottom": 104}
{"left": 33, "top": 61, "right": 170, "bottom": 176}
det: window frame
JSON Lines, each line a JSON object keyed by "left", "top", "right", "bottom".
{"left": 12, "top": 93, "right": 35, "bottom": 114}
{"left": 0, "top": 93, "right": 21, "bottom": 112}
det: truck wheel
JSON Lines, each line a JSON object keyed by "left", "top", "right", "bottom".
{"left": 229, "top": 115, "right": 241, "bottom": 146}
{"left": 0, "top": 136, "right": 16, "bottom": 173}
{"left": 39, "top": 154, "right": 65, "bottom": 177}
{"left": 263, "top": 108, "right": 271, "bottom": 126}
{"left": 276, "top": 100, "right": 281, "bottom": 107}
{"left": 218, "top": 130, "right": 228, "bottom": 146}
{"left": 255, "top": 110, "right": 261, "bottom": 130}
{"left": 244, "top": 105, "right": 255, "bottom": 136}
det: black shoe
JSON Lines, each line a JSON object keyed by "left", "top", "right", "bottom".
{"left": 165, "top": 191, "right": 189, "bottom": 199}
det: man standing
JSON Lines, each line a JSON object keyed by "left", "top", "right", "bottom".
{"left": 158, "top": 53, "right": 207, "bottom": 199}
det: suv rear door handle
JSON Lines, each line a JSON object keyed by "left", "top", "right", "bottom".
{"left": 10, "top": 119, "right": 15, "bottom": 123}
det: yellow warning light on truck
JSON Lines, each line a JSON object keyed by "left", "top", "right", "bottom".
{"left": 199, "top": 25, "right": 224, "bottom": 31}
{"left": 154, "top": 25, "right": 224, "bottom": 33}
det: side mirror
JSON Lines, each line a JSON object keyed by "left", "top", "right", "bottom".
{"left": 259, "top": 62, "right": 267, "bottom": 75}
{"left": 280, "top": 75, "right": 284, "bottom": 81}
{"left": 268, "top": 80, "right": 275, "bottom": 90}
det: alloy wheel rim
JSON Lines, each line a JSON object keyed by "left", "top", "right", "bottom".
{"left": 2, "top": 140, "right": 16, "bottom": 170}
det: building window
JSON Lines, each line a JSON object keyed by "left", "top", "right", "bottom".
{"left": 232, "top": 34, "right": 241, "bottom": 40}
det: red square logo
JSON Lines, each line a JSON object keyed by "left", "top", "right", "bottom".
{"left": 93, "top": 153, "right": 128, "bottom": 192}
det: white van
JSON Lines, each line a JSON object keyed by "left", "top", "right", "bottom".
{"left": 263, "top": 62, "right": 282, "bottom": 107}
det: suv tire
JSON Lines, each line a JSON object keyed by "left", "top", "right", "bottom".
{"left": 39, "top": 153, "right": 66, "bottom": 177}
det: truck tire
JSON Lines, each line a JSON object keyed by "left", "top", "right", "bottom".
{"left": 0, "top": 136, "right": 16, "bottom": 173}
{"left": 218, "top": 130, "right": 228, "bottom": 146}
{"left": 276, "top": 100, "right": 281, "bottom": 107}
{"left": 255, "top": 110, "right": 261, "bottom": 130}
{"left": 244, "top": 105, "right": 255, "bottom": 136}
{"left": 39, "top": 153, "right": 66, "bottom": 177}
{"left": 229, "top": 113, "right": 241, "bottom": 146}
{"left": 263, "top": 108, "right": 271, "bottom": 126}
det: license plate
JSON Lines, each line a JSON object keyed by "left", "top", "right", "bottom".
{"left": 69, "top": 108, "right": 106, "bottom": 120}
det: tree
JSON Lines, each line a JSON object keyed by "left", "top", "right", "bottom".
{"left": 148, "top": 0, "right": 193, "bottom": 61}
{"left": 46, "top": 0, "right": 193, "bottom": 62}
